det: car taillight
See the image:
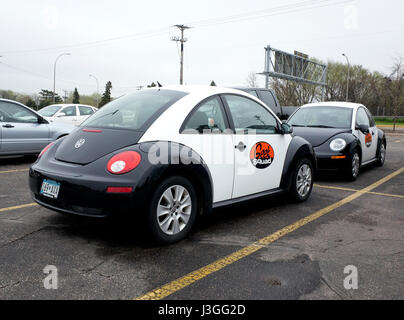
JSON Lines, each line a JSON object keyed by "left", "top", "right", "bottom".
{"left": 107, "top": 151, "right": 141, "bottom": 174}
{"left": 39, "top": 142, "right": 54, "bottom": 158}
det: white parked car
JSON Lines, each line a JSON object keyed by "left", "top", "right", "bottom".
{"left": 38, "top": 104, "right": 98, "bottom": 125}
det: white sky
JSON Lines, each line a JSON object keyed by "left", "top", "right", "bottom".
{"left": 0, "top": 0, "right": 403, "bottom": 97}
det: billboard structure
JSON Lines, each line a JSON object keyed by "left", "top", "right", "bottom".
{"left": 259, "top": 45, "right": 328, "bottom": 100}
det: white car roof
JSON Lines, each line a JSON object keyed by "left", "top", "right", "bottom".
{"left": 301, "top": 101, "right": 365, "bottom": 110}
{"left": 142, "top": 85, "right": 248, "bottom": 96}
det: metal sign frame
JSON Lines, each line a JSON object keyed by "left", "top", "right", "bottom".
{"left": 259, "top": 45, "right": 328, "bottom": 100}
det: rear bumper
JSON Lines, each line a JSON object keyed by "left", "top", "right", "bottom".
{"left": 29, "top": 167, "right": 148, "bottom": 218}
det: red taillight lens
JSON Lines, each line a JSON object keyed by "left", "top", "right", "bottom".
{"left": 107, "top": 151, "right": 141, "bottom": 174}
{"left": 39, "top": 142, "right": 54, "bottom": 158}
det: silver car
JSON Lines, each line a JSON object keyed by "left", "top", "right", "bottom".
{"left": 0, "top": 98, "right": 75, "bottom": 157}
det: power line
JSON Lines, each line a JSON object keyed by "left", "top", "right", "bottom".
{"left": 0, "top": 0, "right": 352, "bottom": 56}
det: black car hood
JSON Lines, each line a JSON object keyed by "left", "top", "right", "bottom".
{"left": 292, "top": 127, "right": 351, "bottom": 147}
{"left": 55, "top": 128, "right": 144, "bottom": 165}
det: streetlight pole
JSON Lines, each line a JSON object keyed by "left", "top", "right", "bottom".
{"left": 342, "top": 53, "right": 350, "bottom": 102}
{"left": 89, "top": 74, "right": 100, "bottom": 108}
{"left": 53, "top": 53, "right": 71, "bottom": 103}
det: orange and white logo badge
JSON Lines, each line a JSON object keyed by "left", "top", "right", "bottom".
{"left": 250, "top": 142, "right": 274, "bottom": 169}
{"left": 365, "top": 133, "right": 372, "bottom": 148}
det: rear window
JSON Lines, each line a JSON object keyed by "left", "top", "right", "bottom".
{"left": 81, "top": 90, "right": 187, "bottom": 131}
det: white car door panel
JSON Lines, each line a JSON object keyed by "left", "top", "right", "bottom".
{"left": 232, "top": 134, "right": 291, "bottom": 198}
{"left": 222, "top": 94, "right": 291, "bottom": 198}
{"left": 355, "top": 107, "right": 377, "bottom": 163}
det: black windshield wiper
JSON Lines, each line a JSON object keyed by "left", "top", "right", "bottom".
{"left": 290, "top": 124, "right": 307, "bottom": 127}
{"left": 307, "top": 125, "right": 335, "bottom": 128}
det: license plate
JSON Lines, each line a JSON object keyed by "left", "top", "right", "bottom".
{"left": 40, "top": 179, "right": 60, "bottom": 199}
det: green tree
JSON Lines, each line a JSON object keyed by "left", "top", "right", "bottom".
{"left": 38, "top": 89, "right": 62, "bottom": 109}
{"left": 210, "top": 80, "right": 217, "bottom": 86}
{"left": 26, "top": 98, "right": 37, "bottom": 110}
{"left": 147, "top": 82, "right": 157, "bottom": 88}
{"left": 72, "top": 88, "right": 80, "bottom": 104}
{"left": 99, "top": 81, "right": 112, "bottom": 108}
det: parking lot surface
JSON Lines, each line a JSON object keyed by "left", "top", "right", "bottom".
{"left": 0, "top": 134, "right": 403, "bottom": 300}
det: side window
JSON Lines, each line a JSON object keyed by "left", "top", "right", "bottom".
{"left": 62, "top": 106, "right": 77, "bottom": 117}
{"left": 182, "top": 97, "right": 227, "bottom": 134}
{"left": 79, "top": 106, "right": 94, "bottom": 116}
{"left": 0, "top": 101, "right": 38, "bottom": 123}
{"left": 365, "top": 108, "right": 375, "bottom": 127}
{"left": 224, "top": 95, "right": 278, "bottom": 134}
{"left": 258, "top": 90, "right": 277, "bottom": 108}
{"left": 356, "top": 108, "right": 370, "bottom": 127}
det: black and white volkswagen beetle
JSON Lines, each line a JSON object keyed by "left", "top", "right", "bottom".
{"left": 29, "top": 86, "right": 315, "bottom": 243}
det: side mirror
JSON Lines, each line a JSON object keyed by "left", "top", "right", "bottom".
{"left": 281, "top": 122, "right": 293, "bottom": 134}
{"left": 57, "top": 112, "right": 66, "bottom": 118}
{"left": 356, "top": 124, "right": 369, "bottom": 134}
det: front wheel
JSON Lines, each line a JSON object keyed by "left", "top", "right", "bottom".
{"left": 289, "top": 158, "right": 314, "bottom": 202}
{"left": 147, "top": 176, "right": 198, "bottom": 244}
{"left": 346, "top": 150, "right": 360, "bottom": 181}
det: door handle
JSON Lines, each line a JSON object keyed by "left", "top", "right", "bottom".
{"left": 235, "top": 142, "right": 247, "bottom": 151}
{"left": 2, "top": 124, "right": 14, "bottom": 128}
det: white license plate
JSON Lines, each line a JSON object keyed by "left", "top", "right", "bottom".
{"left": 40, "top": 179, "right": 60, "bottom": 199}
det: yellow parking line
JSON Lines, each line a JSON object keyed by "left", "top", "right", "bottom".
{"left": 0, "top": 168, "right": 29, "bottom": 174}
{"left": 0, "top": 203, "right": 38, "bottom": 213}
{"left": 394, "top": 138, "right": 404, "bottom": 143}
{"left": 135, "top": 167, "right": 404, "bottom": 300}
{"left": 315, "top": 184, "right": 404, "bottom": 199}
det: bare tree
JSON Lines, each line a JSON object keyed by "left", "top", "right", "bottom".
{"left": 388, "top": 56, "right": 404, "bottom": 131}
{"left": 245, "top": 71, "right": 258, "bottom": 88}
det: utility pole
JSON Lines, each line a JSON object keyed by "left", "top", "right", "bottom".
{"left": 63, "top": 89, "right": 69, "bottom": 102}
{"left": 342, "top": 53, "right": 350, "bottom": 102}
{"left": 171, "top": 25, "right": 191, "bottom": 85}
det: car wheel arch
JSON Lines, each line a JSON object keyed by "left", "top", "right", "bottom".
{"left": 138, "top": 142, "right": 214, "bottom": 216}
{"left": 280, "top": 136, "right": 316, "bottom": 192}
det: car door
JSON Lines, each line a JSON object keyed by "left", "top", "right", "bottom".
{"left": 222, "top": 94, "right": 292, "bottom": 199}
{"left": 355, "top": 107, "right": 377, "bottom": 163}
{"left": 179, "top": 96, "right": 235, "bottom": 203}
{"left": 55, "top": 105, "right": 79, "bottom": 125}
{"left": 0, "top": 100, "right": 50, "bottom": 154}
{"left": 78, "top": 105, "right": 95, "bottom": 124}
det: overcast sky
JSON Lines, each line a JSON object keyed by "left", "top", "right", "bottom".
{"left": 0, "top": 0, "right": 403, "bottom": 98}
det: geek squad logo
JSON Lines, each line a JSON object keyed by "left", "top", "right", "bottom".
{"left": 250, "top": 142, "right": 274, "bottom": 169}
{"left": 365, "top": 133, "right": 372, "bottom": 148}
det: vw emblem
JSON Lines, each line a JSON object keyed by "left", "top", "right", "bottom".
{"left": 75, "top": 138, "right": 86, "bottom": 149}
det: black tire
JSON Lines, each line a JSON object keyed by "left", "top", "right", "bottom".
{"left": 375, "top": 142, "right": 386, "bottom": 167}
{"left": 147, "top": 176, "right": 198, "bottom": 244}
{"left": 289, "top": 158, "right": 314, "bottom": 202}
{"left": 346, "top": 149, "right": 361, "bottom": 181}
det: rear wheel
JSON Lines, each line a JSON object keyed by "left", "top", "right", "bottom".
{"left": 289, "top": 158, "right": 313, "bottom": 202}
{"left": 147, "top": 176, "right": 197, "bottom": 244}
{"left": 375, "top": 142, "right": 386, "bottom": 167}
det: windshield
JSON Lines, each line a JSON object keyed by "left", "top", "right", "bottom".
{"left": 38, "top": 105, "right": 62, "bottom": 117}
{"left": 288, "top": 106, "right": 353, "bottom": 129}
{"left": 81, "top": 89, "right": 187, "bottom": 131}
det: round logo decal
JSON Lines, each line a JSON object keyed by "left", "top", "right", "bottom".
{"left": 250, "top": 142, "right": 275, "bottom": 169}
{"left": 74, "top": 138, "right": 86, "bottom": 149}
{"left": 365, "top": 133, "right": 372, "bottom": 148}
